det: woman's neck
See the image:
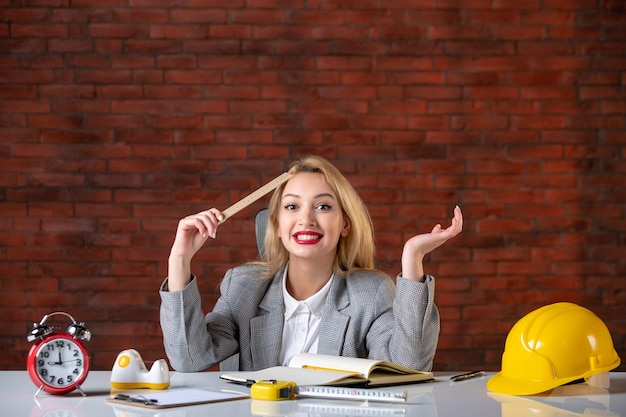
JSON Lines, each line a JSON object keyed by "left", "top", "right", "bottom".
{"left": 286, "top": 260, "right": 333, "bottom": 301}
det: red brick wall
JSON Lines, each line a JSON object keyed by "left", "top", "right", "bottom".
{"left": 1, "top": 1, "right": 624, "bottom": 374}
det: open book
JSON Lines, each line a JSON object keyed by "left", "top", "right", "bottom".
{"left": 220, "top": 353, "right": 433, "bottom": 387}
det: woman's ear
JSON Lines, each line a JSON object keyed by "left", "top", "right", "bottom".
{"left": 341, "top": 216, "right": 351, "bottom": 237}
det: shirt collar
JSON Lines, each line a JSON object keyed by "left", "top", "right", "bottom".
{"left": 282, "top": 267, "right": 333, "bottom": 320}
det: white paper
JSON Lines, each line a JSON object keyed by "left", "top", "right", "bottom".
{"left": 110, "top": 388, "right": 248, "bottom": 408}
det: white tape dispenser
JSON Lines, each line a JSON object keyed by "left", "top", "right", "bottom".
{"left": 110, "top": 349, "right": 170, "bottom": 390}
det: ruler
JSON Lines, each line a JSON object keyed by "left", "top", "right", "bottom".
{"left": 296, "top": 385, "right": 407, "bottom": 403}
{"left": 219, "top": 172, "right": 292, "bottom": 222}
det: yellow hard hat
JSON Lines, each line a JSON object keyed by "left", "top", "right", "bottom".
{"left": 487, "top": 302, "right": 621, "bottom": 395}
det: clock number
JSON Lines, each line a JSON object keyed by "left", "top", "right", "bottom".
{"left": 73, "top": 349, "right": 79, "bottom": 357}
{"left": 57, "top": 377, "right": 65, "bottom": 385}
{"left": 40, "top": 368, "right": 48, "bottom": 376}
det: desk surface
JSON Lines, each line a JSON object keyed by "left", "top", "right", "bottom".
{"left": 4, "top": 370, "right": 625, "bottom": 417}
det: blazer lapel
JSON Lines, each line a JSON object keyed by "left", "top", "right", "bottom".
{"left": 250, "top": 269, "right": 285, "bottom": 369}
{"left": 317, "top": 275, "right": 350, "bottom": 356}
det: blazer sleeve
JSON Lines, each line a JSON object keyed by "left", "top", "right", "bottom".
{"left": 366, "top": 274, "right": 439, "bottom": 372}
{"left": 395, "top": 275, "right": 440, "bottom": 371}
{"left": 159, "top": 273, "right": 240, "bottom": 372}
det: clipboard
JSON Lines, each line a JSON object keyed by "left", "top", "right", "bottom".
{"left": 106, "top": 389, "right": 248, "bottom": 409}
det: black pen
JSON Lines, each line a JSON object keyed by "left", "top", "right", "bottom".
{"left": 114, "top": 394, "right": 158, "bottom": 405}
{"left": 450, "top": 370, "right": 485, "bottom": 382}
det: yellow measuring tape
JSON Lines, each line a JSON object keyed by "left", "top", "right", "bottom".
{"left": 251, "top": 380, "right": 297, "bottom": 401}
{"left": 250, "top": 380, "right": 408, "bottom": 403}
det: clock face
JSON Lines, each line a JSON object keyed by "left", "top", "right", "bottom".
{"left": 27, "top": 333, "right": 90, "bottom": 395}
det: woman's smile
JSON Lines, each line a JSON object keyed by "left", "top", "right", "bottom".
{"left": 293, "top": 231, "right": 323, "bottom": 244}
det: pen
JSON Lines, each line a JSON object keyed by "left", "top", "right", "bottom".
{"left": 450, "top": 370, "right": 484, "bottom": 382}
{"left": 114, "top": 394, "right": 158, "bottom": 405}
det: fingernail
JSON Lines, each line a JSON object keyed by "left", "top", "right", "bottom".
{"left": 211, "top": 231, "right": 216, "bottom": 239}
{"left": 202, "top": 233, "right": 207, "bottom": 238}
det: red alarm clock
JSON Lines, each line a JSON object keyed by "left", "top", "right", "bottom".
{"left": 26, "top": 311, "right": 92, "bottom": 396}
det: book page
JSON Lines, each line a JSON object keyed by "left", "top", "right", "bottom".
{"left": 288, "top": 353, "right": 393, "bottom": 377}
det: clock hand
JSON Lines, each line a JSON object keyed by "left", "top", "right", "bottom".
{"left": 48, "top": 352, "right": 63, "bottom": 365}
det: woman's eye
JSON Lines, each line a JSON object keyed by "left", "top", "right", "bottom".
{"left": 283, "top": 203, "right": 332, "bottom": 211}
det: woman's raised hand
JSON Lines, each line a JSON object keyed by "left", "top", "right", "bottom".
{"left": 170, "top": 209, "right": 224, "bottom": 257}
{"left": 401, "top": 205, "right": 463, "bottom": 281}
{"left": 167, "top": 208, "right": 224, "bottom": 291}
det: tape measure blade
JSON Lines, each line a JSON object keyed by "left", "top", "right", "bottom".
{"left": 296, "top": 386, "right": 407, "bottom": 403}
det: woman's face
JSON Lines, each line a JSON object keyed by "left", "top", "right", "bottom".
{"left": 277, "top": 172, "right": 350, "bottom": 263}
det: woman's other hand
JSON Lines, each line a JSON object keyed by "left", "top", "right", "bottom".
{"left": 401, "top": 205, "right": 463, "bottom": 282}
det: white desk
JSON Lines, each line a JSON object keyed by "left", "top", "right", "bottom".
{"left": 4, "top": 370, "right": 625, "bottom": 417}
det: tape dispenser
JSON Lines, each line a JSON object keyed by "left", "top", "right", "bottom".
{"left": 110, "top": 349, "right": 170, "bottom": 390}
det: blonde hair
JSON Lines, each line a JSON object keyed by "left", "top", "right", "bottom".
{"left": 255, "top": 155, "right": 377, "bottom": 279}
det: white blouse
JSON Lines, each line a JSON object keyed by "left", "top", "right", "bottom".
{"left": 278, "top": 269, "right": 334, "bottom": 366}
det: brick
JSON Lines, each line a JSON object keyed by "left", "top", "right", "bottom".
{"left": 347, "top": 10, "right": 405, "bottom": 25}
{"left": 406, "top": 115, "right": 449, "bottom": 131}
{"left": 523, "top": 86, "right": 578, "bottom": 100}
{"left": 11, "top": 24, "right": 67, "bottom": 38}
{"left": 350, "top": 115, "right": 406, "bottom": 129}
{"left": 165, "top": 70, "right": 221, "bottom": 85}
{"left": 29, "top": 114, "right": 85, "bottom": 128}
{"left": 89, "top": 23, "right": 148, "bottom": 38}
{"left": 537, "top": 56, "right": 592, "bottom": 70}
{"left": 75, "top": 69, "right": 133, "bottom": 84}
{"left": 405, "top": 86, "right": 462, "bottom": 101}
{"left": 47, "top": 39, "right": 93, "bottom": 54}
{"left": 145, "top": 114, "right": 202, "bottom": 129}
{"left": 464, "top": 86, "right": 520, "bottom": 100}
{"left": 451, "top": 115, "right": 509, "bottom": 130}
{"left": 0, "top": 98, "right": 50, "bottom": 113}
{"left": 288, "top": 10, "right": 343, "bottom": 25}
{"left": 428, "top": 25, "right": 483, "bottom": 41}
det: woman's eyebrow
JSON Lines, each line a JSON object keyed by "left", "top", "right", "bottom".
{"left": 282, "top": 193, "right": 336, "bottom": 200}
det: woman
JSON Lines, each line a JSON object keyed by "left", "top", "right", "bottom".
{"left": 160, "top": 155, "right": 463, "bottom": 372}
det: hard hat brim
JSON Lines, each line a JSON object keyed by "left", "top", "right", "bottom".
{"left": 486, "top": 372, "right": 581, "bottom": 396}
{"left": 487, "top": 356, "right": 621, "bottom": 396}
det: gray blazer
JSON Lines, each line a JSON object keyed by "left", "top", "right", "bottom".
{"left": 160, "top": 264, "right": 439, "bottom": 372}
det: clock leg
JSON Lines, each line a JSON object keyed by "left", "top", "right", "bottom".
{"left": 34, "top": 385, "right": 44, "bottom": 398}
{"left": 76, "top": 384, "right": 87, "bottom": 397}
